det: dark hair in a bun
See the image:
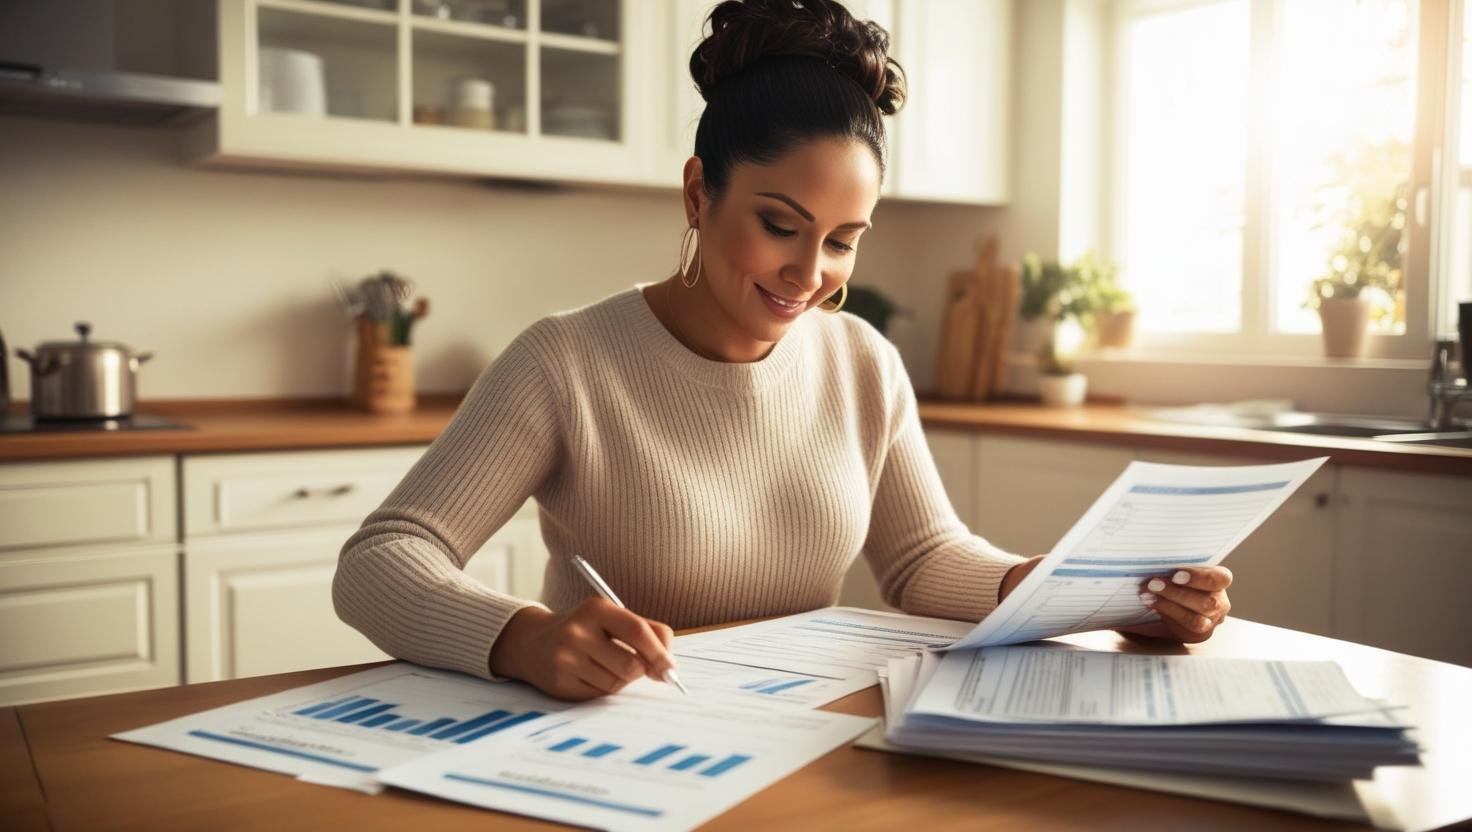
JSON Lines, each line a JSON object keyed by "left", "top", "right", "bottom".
{"left": 689, "top": 0, "right": 907, "bottom": 201}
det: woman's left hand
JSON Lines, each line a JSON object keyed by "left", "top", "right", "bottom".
{"left": 1120, "top": 566, "right": 1233, "bottom": 644}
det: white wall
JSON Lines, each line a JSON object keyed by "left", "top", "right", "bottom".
{"left": 0, "top": 115, "right": 1002, "bottom": 400}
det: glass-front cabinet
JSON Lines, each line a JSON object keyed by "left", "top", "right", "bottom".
{"left": 207, "top": 0, "right": 642, "bottom": 183}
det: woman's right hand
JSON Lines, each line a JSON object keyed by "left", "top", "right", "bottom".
{"left": 489, "top": 598, "right": 678, "bottom": 700}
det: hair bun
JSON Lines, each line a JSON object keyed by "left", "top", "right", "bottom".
{"left": 690, "top": 0, "right": 905, "bottom": 115}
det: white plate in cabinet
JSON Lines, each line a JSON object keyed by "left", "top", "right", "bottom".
{"left": 0, "top": 544, "right": 180, "bottom": 706}
{"left": 184, "top": 517, "right": 526, "bottom": 683}
{"left": 183, "top": 446, "right": 426, "bottom": 538}
{"left": 0, "top": 456, "right": 176, "bottom": 552}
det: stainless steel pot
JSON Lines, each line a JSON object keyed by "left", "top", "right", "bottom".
{"left": 15, "top": 322, "right": 153, "bottom": 419}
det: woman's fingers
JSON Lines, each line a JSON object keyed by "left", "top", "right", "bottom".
{"left": 1142, "top": 578, "right": 1230, "bottom": 619}
{"left": 1140, "top": 593, "right": 1216, "bottom": 640}
{"left": 597, "top": 606, "right": 677, "bottom": 681}
{"left": 1164, "top": 566, "right": 1233, "bottom": 592}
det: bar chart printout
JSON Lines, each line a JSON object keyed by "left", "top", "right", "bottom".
{"left": 946, "top": 457, "right": 1328, "bottom": 651}
{"left": 112, "top": 664, "right": 570, "bottom": 787}
{"left": 379, "top": 678, "right": 877, "bottom": 832}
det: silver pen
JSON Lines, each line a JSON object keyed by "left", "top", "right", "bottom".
{"left": 571, "top": 554, "right": 690, "bottom": 695}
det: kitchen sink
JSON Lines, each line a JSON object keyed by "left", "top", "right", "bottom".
{"left": 1143, "top": 408, "right": 1472, "bottom": 449}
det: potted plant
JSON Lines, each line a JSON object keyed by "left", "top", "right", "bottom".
{"left": 1087, "top": 271, "right": 1136, "bottom": 349}
{"left": 1036, "top": 317, "right": 1089, "bottom": 406}
{"left": 1304, "top": 140, "right": 1408, "bottom": 358}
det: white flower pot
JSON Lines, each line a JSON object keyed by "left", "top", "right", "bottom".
{"left": 1317, "top": 297, "right": 1371, "bottom": 358}
{"left": 1038, "top": 373, "right": 1087, "bottom": 407}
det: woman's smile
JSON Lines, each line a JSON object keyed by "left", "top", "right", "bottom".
{"left": 755, "top": 283, "right": 807, "bottom": 318}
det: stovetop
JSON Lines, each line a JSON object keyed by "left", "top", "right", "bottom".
{"left": 0, "top": 413, "right": 193, "bottom": 433}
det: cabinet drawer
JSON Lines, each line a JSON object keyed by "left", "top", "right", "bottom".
{"left": 182, "top": 446, "right": 426, "bottom": 538}
{"left": 0, "top": 543, "right": 180, "bottom": 706}
{"left": 0, "top": 456, "right": 177, "bottom": 552}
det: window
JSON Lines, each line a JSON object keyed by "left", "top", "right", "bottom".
{"left": 1110, "top": 0, "right": 1466, "bottom": 359}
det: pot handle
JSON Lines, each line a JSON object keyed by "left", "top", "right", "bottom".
{"left": 131, "top": 352, "right": 155, "bottom": 370}
{"left": 15, "top": 348, "right": 60, "bottom": 376}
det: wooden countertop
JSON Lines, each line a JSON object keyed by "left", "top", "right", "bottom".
{"left": 7, "top": 617, "right": 1472, "bottom": 831}
{"left": 1, "top": 397, "right": 1468, "bottom": 476}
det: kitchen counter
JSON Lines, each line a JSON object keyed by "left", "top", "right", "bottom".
{"left": 1, "top": 397, "right": 1468, "bottom": 476}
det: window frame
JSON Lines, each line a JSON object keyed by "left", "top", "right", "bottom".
{"left": 1104, "top": 0, "right": 1462, "bottom": 362}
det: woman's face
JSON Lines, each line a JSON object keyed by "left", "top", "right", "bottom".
{"left": 684, "top": 138, "right": 881, "bottom": 344}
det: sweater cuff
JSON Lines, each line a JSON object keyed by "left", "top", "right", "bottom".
{"left": 422, "top": 577, "right": 547, "bottom": 682}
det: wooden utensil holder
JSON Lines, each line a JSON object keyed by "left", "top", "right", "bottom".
{"left": 353, "top": 316, "right": 416, "bottom": 414}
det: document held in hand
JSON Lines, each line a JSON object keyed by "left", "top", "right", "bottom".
{"left": 948, "top": 456, "right": 1329, "bottom": 651}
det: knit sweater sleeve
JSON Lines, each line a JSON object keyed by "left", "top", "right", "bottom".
{"left": 333, "top": 328, "right": 562, "bottom": 681}
{"left": 860, "top": 343, "right": 1029, "bottom": 622}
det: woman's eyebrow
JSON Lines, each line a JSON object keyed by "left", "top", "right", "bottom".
{"left": 755, "top": 192, "right": 871, "bottom": 231}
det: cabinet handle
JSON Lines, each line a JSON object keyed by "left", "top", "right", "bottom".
{"left": 1314, "top": 492, "right": 1330, "bottom": 509}
{"left": 292, "top": 483, "right": 358, "bottom": 499}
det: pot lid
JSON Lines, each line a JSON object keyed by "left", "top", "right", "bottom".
{"left": 35, "top": 322, "right": 136, "bottom": 354}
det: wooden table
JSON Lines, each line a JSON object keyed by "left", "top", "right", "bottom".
{"left": 6, "top": 618, "right": 1470, "bottom": 831}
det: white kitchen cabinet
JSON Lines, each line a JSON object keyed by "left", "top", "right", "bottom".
{"left": 0, "top": 456, "right": 177, "bottom": 552}
{"left": 887, "top": 0, "right": 1011, "bottom": 204}
{"left": 0, "top": 455, "right": 181, "bottom": 706}
{"left": 181, "top": 446, "right": 550, "bottom": 682}
{"left": 1335, "top": 468, "right": 1472, "bottom": 666}
{"left": 199, "top": 0, "right": 649, "bottom": 185}
{"left": 972, "top": 435, "right": 1131, "bottom": 556}
{"left": 0, "top": 543, "right": 180, "bottom": 706}
{"left": 642, "top": 0, "right": 715, "bottom": 188}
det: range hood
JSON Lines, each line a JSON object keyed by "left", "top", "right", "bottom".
{"left": 0, "top": 0, "right": 219, "bottom": 127}
{"left": 0, "top": 62, "right": 219, "bottom": 126}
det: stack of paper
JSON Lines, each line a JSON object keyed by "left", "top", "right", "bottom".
{"left": 880, "top": 646, "right": 1421, "bottom": 781}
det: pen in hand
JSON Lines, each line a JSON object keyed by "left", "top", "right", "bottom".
{"left": 570, "top": 554, "right": 690, "bottom": 696}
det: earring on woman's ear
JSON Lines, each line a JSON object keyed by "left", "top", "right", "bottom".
{"left": 818, "top": 283, "right": 848, "bottom": 313}
{"left": 677, "top": 225, "right": 702, "bottom": 288}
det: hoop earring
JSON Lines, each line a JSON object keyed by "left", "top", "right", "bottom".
{"left": 818, "top": 283, "right": 847, "bottom": 313}
{"left": 677, "top": 225, "right": 702, "bottom": 288}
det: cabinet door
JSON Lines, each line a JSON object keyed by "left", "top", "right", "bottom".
{"left": 1336, "top": 468, "right": 1472, "bottom": 666}
{"left": 0, "top": 456, "right": 177, "bottom": 552}
{"left": 642, "top": 0, "right": 717, "bottom": 186}
{"left": 972, "top": 436, "right": 1131, "bottom": 556}
{"left": 184, "top": 507, "right": 537, "bottom": 682}
{"left": 1132, "top": 450, "right": 1337, "bottom": 638}
{"left": 0, "top": 544, "right": 180, "bottom": 706}
{"left": 891, "top": 0, "right": 1011, "bottom": 203}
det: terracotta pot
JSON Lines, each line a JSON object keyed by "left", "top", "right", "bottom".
{"left": 1038, "top": 372, "right": 1087, "bottom": 407}
{"left": 1318, "top": 297, "right": 1371, "bottom": 358}
{"left": 365, "top": 345, "right": 416, "bottom": 414}
{"left": 1094, "top": 309, "right": 1136, "bottom": 349}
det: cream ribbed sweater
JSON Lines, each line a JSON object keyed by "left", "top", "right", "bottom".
{"left": 333, "top": 286, "right": 1026, "bottom": 681}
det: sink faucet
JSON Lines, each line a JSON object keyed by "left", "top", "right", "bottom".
{"left": 1428, "top": 339, "right": 1471, "bottom": 431}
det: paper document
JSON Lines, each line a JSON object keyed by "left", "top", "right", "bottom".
{"left": 379, "top": 677, "right": 875, "bottom": 832}
{"left": 910, "top": 646, "right": 1394, "bottom": 726}
{"left": 112, "top": 663, "right": 571, "bottom": 792}
{"left": 948, "top": 457, "right": 1328, "bottom": 650}
{"left": 671, "top": 606, "right": 972, "bottom": 707}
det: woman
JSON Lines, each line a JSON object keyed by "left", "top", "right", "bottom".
{"left": 334, "top": 0, "right": 1232, "bottom": 702}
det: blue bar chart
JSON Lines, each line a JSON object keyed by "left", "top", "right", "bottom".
{"left": 289, "top": 695, "right": 544, "bottom": 745}
{"left": 541, "top": 734, "right": 753, "bottom": 778}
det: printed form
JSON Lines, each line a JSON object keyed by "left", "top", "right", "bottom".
{"left": 379, "top": 677, "right": 875, "bottom": 832}
{"left": 947, "top": 457, "right": 1328, "bottom": 650}
{"left": 671, "top": 606, "right": 973, "bottom": 707}
{"left": 909, "top": 646, "right": 1395, "bottom": 726}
